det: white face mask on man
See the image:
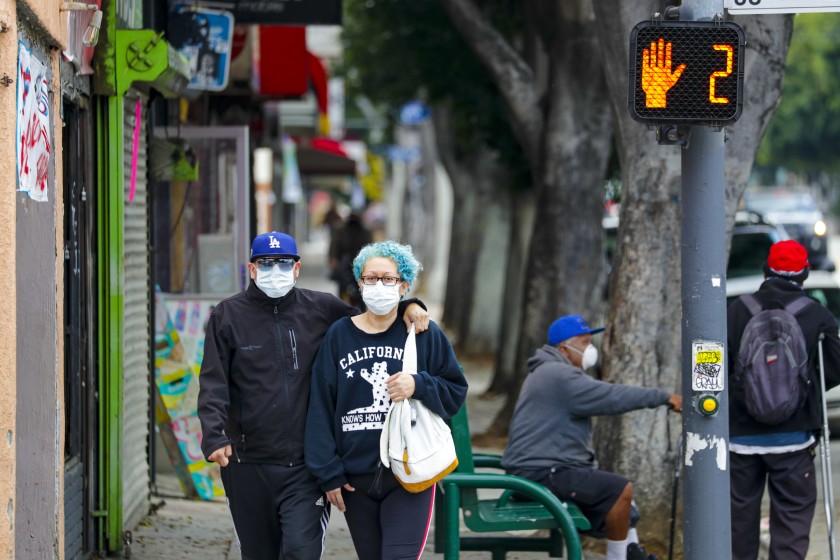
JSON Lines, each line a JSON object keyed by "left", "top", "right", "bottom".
{"left": 255, "top": 266, "right": 296, "bottom": 299}
{"left": 564, "top": 343, "right": 599, "bottom": 370}
{"left": 361, "top": 282, "right": 402, "bottom": 315}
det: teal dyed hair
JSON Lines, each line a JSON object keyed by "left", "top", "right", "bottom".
{"left": 352, "top": 240, "right": 423, "bottom": 291}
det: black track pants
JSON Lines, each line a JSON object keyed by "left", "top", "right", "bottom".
{"left": 221, "top": 461, "right": 329, "bottom": 560}
{"left": 730, "top": 449, "right": 817, "bottom": 560}
{"left": 342, "top": 471, "right": 435, "bottom": 560}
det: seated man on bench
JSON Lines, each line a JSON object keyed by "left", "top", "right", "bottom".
{"left": 501, "top": 315, "right": 682, "bottom": 560}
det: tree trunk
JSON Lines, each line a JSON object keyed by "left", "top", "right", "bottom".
{"left": 486, "top": 188, "right": 535, "bottom": 395}
{"left": 402, "top": 118, "right": 439, "bottom": 267}
{"left": 592, "top": 3, "right": 793, "bottom": 552}
{"left": 486, "top": 6, "right": 614, "bottom": 436}
{"left": 435, "top": 102, "right": 510, "bottom": 354}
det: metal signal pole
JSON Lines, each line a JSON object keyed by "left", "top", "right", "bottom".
{"left": 679, "top": 0, "right": 732, "bottom": 558}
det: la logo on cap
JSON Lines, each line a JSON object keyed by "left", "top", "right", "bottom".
{"left": 269, "top": 236, "right": 281, "bottom": 248}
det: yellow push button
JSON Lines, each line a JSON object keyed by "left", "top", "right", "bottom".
{"left": 698, "top": 394, "right": 719, "bottom": 416}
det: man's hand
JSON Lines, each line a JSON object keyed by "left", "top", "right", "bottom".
{"left": 208, "top": 444, "right": 233, "bottom": 467}
{"left": 642, "top": 38, "right": 686, "bottom": 108}
{"left": 386, "top": 372, "right": 416, "bottom": 402}
{"left": 326, "top": 483, "right": 355, "bottom": 512}
{"left": 404, "top": 303, "right": 430, "bottom": 333}
{"left": 667, "top": 394, "right": 683, "bottom": 413}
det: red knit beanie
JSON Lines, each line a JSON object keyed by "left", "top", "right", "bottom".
{"left": 767, "top": 240, "right": 810, "bottom": 275}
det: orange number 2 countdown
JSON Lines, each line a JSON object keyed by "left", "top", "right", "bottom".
{"left": 709, "top": 44, "right": 734, "bottom": 104}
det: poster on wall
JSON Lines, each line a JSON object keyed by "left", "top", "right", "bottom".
{"left": 169, "top": 6, "right": 234, "bottom": 91}
{"left": 16, "top": 42, "right": 52, "bottom": 202}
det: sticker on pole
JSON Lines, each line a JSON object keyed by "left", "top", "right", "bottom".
{"left": 692, "top": 341, "right": 725, "bottom": 392}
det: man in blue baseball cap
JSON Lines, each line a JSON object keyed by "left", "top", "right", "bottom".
{"left": 198, "top": 231, "right": 429, "bottom": 559}
{"left": 502, "top": 314, "right": 681, "bottom": 560}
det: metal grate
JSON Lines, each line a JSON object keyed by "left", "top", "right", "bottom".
{"left": 122, "top": 91, "right": 152, "bottom": 532}
{"left": 628, "top": 21, "right": 745, "bottom": 126}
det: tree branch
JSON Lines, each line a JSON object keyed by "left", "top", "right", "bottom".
{"left": 439, "top": 0, "right": 543, "bottom": 163}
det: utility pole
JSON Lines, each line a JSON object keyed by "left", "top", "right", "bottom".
{"left": 628, "top": 0, "right": 743, "bottom": 556}
{"left": 679, "top": 0, "right": 732, "bottom": 558}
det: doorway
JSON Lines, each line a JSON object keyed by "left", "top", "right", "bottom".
{"left": 63, "top": 99, "right": 98, "bottom": 560}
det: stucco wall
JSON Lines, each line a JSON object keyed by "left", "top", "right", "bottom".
{"left": 2, "top": 1, "right": 66, "bottom": 558}
{"left": 22, "top": 0, "right": 65, "bottom": 48}
{"left": 14, "top": 34, "right": 58, "bottom": 560}
{"left": 0, "top": 0, "right": 17, "bottom": 556}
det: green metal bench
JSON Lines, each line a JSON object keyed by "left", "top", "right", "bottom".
{"left": 434, "top": 404, "right": 591, "bottom": 560}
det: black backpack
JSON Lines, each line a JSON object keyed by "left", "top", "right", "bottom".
{"left": 735, "top": 294, "right": 814, "bottom": 425}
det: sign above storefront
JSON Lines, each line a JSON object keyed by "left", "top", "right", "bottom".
{"left": 197, "top": 0, "right": 342, "bottom": 25}
{"left": 168, "top": 6, "right": 234, "bottom": 91}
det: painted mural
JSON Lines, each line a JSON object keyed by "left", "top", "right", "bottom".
{"left": 154, "top": 289, "right": 223, "bottom": 500}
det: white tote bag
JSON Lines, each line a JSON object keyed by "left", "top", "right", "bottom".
{"left": 379, "top": 324, "right": 459, "bottom": 492}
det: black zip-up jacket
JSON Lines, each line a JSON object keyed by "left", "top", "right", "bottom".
{"left": 198, "top": 282, "right": 358, "bottom": 465}
{"left": 727, "top": 276, "right": 840, "bottom": 437}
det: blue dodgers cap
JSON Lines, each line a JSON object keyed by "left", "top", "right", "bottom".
{"left": 250, "top": 232, "right": 300, "bottom": 261}
{"left": 547, "top": 315, "right": 605, "bottom": 345}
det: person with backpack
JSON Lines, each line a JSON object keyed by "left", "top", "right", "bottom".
{"left": 727, "top": 239, "right": 840, "bottom": 560}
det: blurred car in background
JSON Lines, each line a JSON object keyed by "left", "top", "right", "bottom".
{"left": 602, "top": 209, "right": 787, "bottom": 299}
{"left": 728, "top": 211, "right": 790, "bottom": 278}
{"left": 743, "top": 186, "right": 834, "bottom": 271}
{"left": 727, "top": 270, "right": 840, "bottom": 433}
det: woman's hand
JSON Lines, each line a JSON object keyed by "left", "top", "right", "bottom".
{"left": 326, "top": 483, "right": 355, "bottom": 513}
{"left": 386, "top": 373, "right": 416, "bottom": 402}
{"left": 404, "top": 303, "right": 429, "bottom": 333}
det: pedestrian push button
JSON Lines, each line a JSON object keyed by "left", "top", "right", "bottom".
{"left": 697, "top": 394, "right": 719, "bottom": 416}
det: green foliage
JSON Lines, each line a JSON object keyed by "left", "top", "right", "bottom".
{"left": 756, "top": 13, "right": 840, "bottom": 172}
{"left": 341, "top": 0, "right": 530, "bottom": 183}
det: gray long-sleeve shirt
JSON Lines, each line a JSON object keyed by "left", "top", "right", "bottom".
{"left": 501, "top": 345, "right": 671, "bottom": 471}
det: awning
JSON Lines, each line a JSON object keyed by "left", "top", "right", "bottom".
{"left": 296, "top": 146, "right": 356, "bottom": 176}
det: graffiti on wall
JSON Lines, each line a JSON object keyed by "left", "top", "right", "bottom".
{"left": 155, "top": 289, "right": 223, "bottom": 500}
{"left": 16, "top": 42, "right": 52, "bottom": 202}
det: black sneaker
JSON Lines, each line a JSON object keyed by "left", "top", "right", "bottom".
{"left": 627, "top": 542, "right": 658, "bottom": 560}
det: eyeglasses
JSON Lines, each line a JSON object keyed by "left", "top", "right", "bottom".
{"left": 254, "top": 257, "right": 297, "bottom": 271}
{"left": 360, "top": 275, "right": 402, "bottom": 286}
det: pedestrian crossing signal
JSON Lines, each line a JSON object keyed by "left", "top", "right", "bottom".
{"left": 628, "top": 21, "right": 745, "bottom": 126}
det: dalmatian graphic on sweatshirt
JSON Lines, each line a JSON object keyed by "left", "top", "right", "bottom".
{"left": 305, "top": 316, "right": 467, "bottom": 485}
{"left": 341, "top": 346, "right": 403, "bottom": 431}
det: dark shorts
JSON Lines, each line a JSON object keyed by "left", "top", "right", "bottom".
{"left": 509, "top": 466, "right": 629, "bottom": 534}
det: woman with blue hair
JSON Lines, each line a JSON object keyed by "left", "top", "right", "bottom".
{"left": 305, "top": 240, "right": 468, "bottom": 560}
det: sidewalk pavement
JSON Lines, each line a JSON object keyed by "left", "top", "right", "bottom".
{"left": 131, "top": 236, "right": 835, "bottom": 559}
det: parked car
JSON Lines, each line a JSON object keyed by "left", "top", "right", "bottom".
{"left": 726, "top": 270, "right": 840, "bottom": 433}
{"left": 743, "top": 187, "right": 834, "bottom": 271}
{"left": 728, "top": 211, "right": 790, "bottom": 278}
{"left": 602, "top": 210, "right": 786, "bottom": 298}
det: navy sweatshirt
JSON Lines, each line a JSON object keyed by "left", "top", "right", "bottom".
{"left": 305, "top": 316, "right": 467, "bottom": 492}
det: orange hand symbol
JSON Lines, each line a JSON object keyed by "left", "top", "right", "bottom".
{"left": 642, "top": 38, "right": 686, "bottom": 109}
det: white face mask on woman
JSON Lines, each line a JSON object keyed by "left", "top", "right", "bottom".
{"left": 564, "top": 343, "right": 599, "bottom": 370}
{"left": 362, "top": 282, "right": 402, "bottom": 316}
{"left": 255, "top": 266, "right": 296, "bottom": 299}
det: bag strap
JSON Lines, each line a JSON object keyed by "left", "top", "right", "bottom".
{"left": 403, "top": 323, "right": 417, "bottom": 374}
{"left": 741, "top": 293, "right": 814, "bottom": 317}
{"left": 784, "top": 295, "right": 814, "bottom": 316}
{"left": 741, "top": 294, "right": 762, "bottom": 317}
